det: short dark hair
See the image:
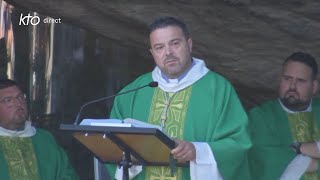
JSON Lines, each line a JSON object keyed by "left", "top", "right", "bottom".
{"left": 283, "top": 52, "right": 318, "bottom": 79}
{"left": 0, "top": 79, "right": 22, "bottom": 91}
{"left": 148, "top": 16, "right": 190, "bottom": 39}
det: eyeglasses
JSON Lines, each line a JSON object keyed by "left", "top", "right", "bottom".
{"left": 0, "top": 94, "right": 27, "bottom": 106}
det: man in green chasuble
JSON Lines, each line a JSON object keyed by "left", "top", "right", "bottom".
{"left": 249, "top": 52, "right": 320, "bottom": 180}
{"left": 105, "top": 16, "right": 251, "bottom": 180}
{"left": 0, "top": 79, "right": 78, "bottom": 180}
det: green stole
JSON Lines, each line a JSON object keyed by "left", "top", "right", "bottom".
{"left": 145, "top": 86, "right": 192, "bottom": 180}
{"left": 288, "top": 111, "right": 320, "bottom": 180}
{"left": 0, "top": 137, "right": 39, "bottom": 180}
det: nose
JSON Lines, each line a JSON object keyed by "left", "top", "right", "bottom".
{"left": 289, "top": 79, "right": 297, "bottom": 90}
{"left": 13, "top": 99, "right": 22, "bottom": 107}
{"left": 165, "top": 45, "right": 173, "bottom": 55}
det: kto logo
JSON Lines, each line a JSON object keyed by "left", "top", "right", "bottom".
{"left": 19, "top": 13, "right": 40, "bottom": 25}
{"left": 19, "top": 13, "right": 61, "bottom": 25}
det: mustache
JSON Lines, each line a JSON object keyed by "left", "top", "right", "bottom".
{"left": 165, "top": 55, "right": 179, "bottom": 61}
{"left": 285, "top": 90, "right": 299, "bottom": 96}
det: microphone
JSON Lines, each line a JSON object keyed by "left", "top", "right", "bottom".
{"left": 74, "top": 81, "right": 158, "bottom": 125}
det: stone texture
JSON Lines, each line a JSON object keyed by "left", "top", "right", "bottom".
{"left": 7, "top": 0, "right": 320, "bottom": 108}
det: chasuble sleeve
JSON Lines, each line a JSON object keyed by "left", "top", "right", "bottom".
{"left": 312, "top": 98, "right": 320, "bottom": 177}
{"left": 33, "top": 129, "right": 79, "bottom": 180}
{"left": 204, "top": 81, "right": 252, "bottom": 180}
{"left": 248, "top": 104, "right": 296, "bottom": 180}
{"left": 54, "top": 145, "right": 80, "bottom": 180}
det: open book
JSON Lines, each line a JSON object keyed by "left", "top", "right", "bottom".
{"left": 80, "top": 118, "right": 173, "bottom": 141}
{"left": 80, "top": 118, "right": 163, "bottom": 130}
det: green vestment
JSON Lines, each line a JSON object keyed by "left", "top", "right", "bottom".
{"left": 106, "top": 71, "right": 251, "bottom": 180}
{"left": 248, "top": 98, "right": 320, "bottom": 180}
{"left": 0, "top": 128, "right": 78, "bottom": 180}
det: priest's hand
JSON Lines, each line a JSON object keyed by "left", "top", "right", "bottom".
{"left": 171, "top": 139, "right": 196, "bottom": 163}
{"left": 306, "top": 158, "right": 318, "bottom": 172}
{"left": 300, "top": 142, "right": 320, "bottom": 158}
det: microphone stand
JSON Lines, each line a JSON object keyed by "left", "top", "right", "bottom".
{"left": 74, "top": 81, "right": 158, "bottom": 125}
{"left": 119, "top": 149, "right": 132, "bottom": 180}
{"left": 73, "top": 81, "right": 158, "bottom": 179}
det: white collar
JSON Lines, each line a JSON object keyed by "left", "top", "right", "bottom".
{"left": 278, "top": 98, "right": 312, "bottom": 114}
{"left": 152, "top": 57, "right": 209, "bottom": 92}
{"left": 0, "top": 121, "right": 36, "bottom": 137}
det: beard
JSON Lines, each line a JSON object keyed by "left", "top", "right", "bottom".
{"left": 280, "top": 95, "right": 311, "bottom": 111}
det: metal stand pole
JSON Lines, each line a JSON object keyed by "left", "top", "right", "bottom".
{"left": 119, "top": 150, "right": 132, "bottom": 180}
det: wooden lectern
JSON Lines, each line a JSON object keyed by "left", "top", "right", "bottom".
{"left": 60, "top": 124, "right": 184, "bottom": 180}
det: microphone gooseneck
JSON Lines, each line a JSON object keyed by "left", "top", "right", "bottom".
{"left": 74, "top": 81, "right": 158, "bottom": 125}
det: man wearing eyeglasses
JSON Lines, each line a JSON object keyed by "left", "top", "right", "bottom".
{"left": 0, "top": 79, "right": 78, "bottom": 180}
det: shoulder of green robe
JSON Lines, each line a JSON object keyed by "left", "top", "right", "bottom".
{"left": 203, "top": 70, "right": 235, "bottom": 88}
{"left": 120, "top": 72, "right": 153, "bottom": 91}
{"left": 33, "top": 128, "right": 56, "bottom": 142}
{"left": 251, "top": 99, "right": 279, "bottom": 111}
{"left": 248, "top": 99, "right": 279, "bottom": 117}
{"left": 205, "top": 70, "right": 227, "bottom": 80}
